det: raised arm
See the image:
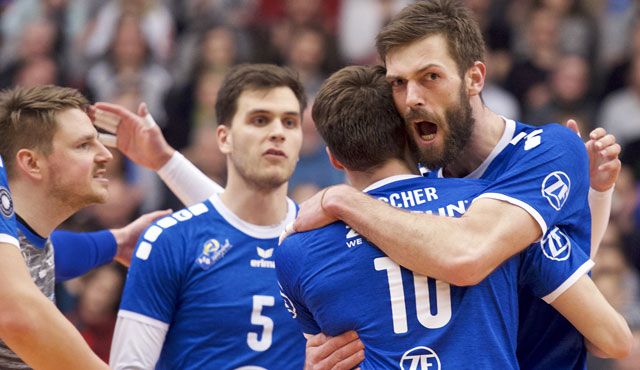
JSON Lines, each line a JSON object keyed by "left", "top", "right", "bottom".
{"left": 0, "top": 244, "right": 109, "bottom": 369}
{"left": 94, "top": 102, "right": 222, "bottom": 205}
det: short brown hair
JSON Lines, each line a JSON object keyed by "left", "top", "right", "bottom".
{"left": 215, "top": 64, "right": 307, "bottom": 126}
{"left": 0, "top": 85, "right": 89, "bottom": 174}
{"left": 376, "top": 0, "right": 485, "bottom": 75}
{"left": 312, "top": 65, "right": 407, "bottom": 172}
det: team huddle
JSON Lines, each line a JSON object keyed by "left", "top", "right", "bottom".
{"left": 0, "top": 0, "right": 632, "bottom": 369}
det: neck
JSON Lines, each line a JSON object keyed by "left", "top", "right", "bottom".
{"left": 220, "top": 172, "right": 289, "bottom": 226}
{"left": 346, "top": 159, "right": 416, "bottom": 191}
{"left": 442, "top": 100, "right": 506, "bottom": 178}
{"left": 10, "top": 178, "right": 76, "bottom": 237}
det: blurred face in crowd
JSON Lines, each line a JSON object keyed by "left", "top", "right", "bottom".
{"left": 385, "top": 34, "right": 474, "bottom": 170}
{"left": 43, "top": 109, "right": 113, "bottom": 208}
{"left": 218, "top": 87, "right": 303, "bottom": 190}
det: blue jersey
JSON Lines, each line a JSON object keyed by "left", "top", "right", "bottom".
{"left": 276, "top": 175, "right": 592, "bottom": 369}
{"left": 119, "top": 193, "right": 305, "bottom": 369}
{"left": 425, "top": 120, "right": 592, "bottom": 369}
{"left": 0, "top": 156, "right": 18, "bottom": 248}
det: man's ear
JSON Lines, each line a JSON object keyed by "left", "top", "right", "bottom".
{"left": 217, "top": 124, "right": 232, "bottom": 154}
{"left": 14, "top": 149, "right": 43, "bottom": 180}
{"left": 466, "top": 61, "right": 486, "bottom": 97}
{"left": 325, "top": 147, "right": 345, "bottom": 171}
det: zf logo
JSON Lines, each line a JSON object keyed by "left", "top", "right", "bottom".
{"left": 541, "top": 171, "right": 570, "bottom": 211}
{"left": 400, "top": 346, "right": 441, "bottom": 370}
{"left": 541, "top": 227, "right": 571, "bottom": 261}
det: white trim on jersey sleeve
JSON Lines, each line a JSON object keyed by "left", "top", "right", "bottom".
{"left": 363, "top": 174, "right": 421, "bottom": 193}
{"left": 474, "top": 192, "right": 548, "bottom": 237}
{"left": 157, "top": 151, "right": 224, "bottom": 206}
{"left": 110, "top": 310, "right": 169, "bottom": 370}
{"left": 588, "top": 186, "right": 614, "bottom": 258}
{"left": 0, "top": 233, "right": 19, "bottom": 249}
{"left": 542, "top": 259, "right": 595, "bottom": 304}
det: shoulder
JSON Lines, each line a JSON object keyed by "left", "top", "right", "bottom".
{"left": 511, "top": 122, "right": 585, "bottom": 155}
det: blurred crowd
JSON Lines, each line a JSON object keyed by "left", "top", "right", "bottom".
{"left": 1, "top": 0, "right": 638, "bottom": 367}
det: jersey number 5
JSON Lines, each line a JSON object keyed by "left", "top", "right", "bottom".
{"left": 247, "top": 295, "right": 275, "bottom": 351}
{"left": 375, "top": 257, "right": 452, "bottom": 334}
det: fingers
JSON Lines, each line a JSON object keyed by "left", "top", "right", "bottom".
{"left": 98, "top": 133, "right": 118, "bottom": 148}
{"left": 565, "top": 119, "right": 580, "bottom": 137}
{"left": 593, "top": 134, "right": 617, "bottom": 151}
{"left": 144, "top": 209, "right": 172, "bottom": 222}
{"left": 306, "top": 331, "right": 364, "bottom": 370}
{"left": 306, "top": 333, "right": 329, "bottom": 347}
{"left": 589, "top": 127, "right": 607, "bottom": 141}
{"left": 598, "top": 158, "right": 622, "bottom": 172}
{"left": 309, "top": 331, "right": 360, "bottom": 360}
{"left": 598, "top": 143, "right": 621, "bottom": 160}
{"left": 94, "top": 108, "right": 121, "bottom": 134}
{"left": 332, "top": 348, "right": 365, "bottom": 370}
{"left": 279, "top": 221, "right": 297, "bottom": 245}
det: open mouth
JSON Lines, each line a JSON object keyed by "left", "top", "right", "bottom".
{"left": 415, "top": 121, "right": 438, "bottom": 142}
{"left": 93, "top": 169, "right": 108, "bottom": 180}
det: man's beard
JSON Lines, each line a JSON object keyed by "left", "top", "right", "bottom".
{"left": 407, "top": 87, "right": 474, "bottom": 170}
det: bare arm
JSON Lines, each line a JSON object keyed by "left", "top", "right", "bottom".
{"left": 550, "top": 274, "right": 632, "bottom": 359}
{"left": 296, "top": 185, "right": 541, "bottom": 286}
{"left": 0, "top": 244, "right": 108, "bottom": 369}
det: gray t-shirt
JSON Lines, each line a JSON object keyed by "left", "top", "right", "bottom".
{"left": 0, "top": 229, "right": 54, "bottom": 369}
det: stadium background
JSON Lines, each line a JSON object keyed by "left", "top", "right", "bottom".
{"left": 1, "top": 0, "right": 638, "bottom": 367}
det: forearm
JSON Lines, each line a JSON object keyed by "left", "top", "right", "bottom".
{"left": 551, "top": 276, "right": 632, "bottom": 359}
{"left": 0, "top": 292, "right": 108, "bottom": 369}
{"left": 323, "top": 186, "right": 532, "bottom": 285}
{"left": 588, "top": 186, "right": 613, "bottom": 258}
{"left": 157, "top": 152, "right": 223, "bottom": 206}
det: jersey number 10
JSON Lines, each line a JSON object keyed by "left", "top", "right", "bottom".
{"left": 375, "top": 257, "right": 452, "bottom": 334}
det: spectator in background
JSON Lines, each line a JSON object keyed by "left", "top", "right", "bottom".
{"left": 0, "top": 19, "right": 62, "bottom": 88}
{"left": 601, "top": 18, "right": 640, "bottom": 98}
{"left": 505, "top": 6, "right": 559, "bottom": 113}
{"left": 285, "top": 26, "right": 334, "bottom": 97}
{"left": 338, "top": 0, "right": 412, "bottom": 64}
{"left": 85, "top": 14, "right": 172, "bottom": 124}
{"left": 66, "top": 264, "right": 126, "bottom": 362}
{"left": 526, "top": 54, "right": 596, "bottom": 134}
{"left": 83, "top": 0, "right": 173, "bottom": 65}
{"left": 12, "top": 56, "right": 62, "bottom": 88}
{"left": 599, "top": 52, "right": 640, "bottom": 146}
{"left": 537, "top": 0, "right": 597, "bottom": 60}
{"left": 288, "top": 103, "right": 344, "bottom": 200}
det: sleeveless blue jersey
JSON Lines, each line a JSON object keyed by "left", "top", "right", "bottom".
{"left": 120, "top": 193, "right": 305, "bottom": 369}
{"left": 0, "top": 156, "right": 18, "bottom": 248}
{"left": 276, "top": 175, "right": 592, "bottom": 369}
{"left": 425, "top": 119, "right": 592, "bottom": 370}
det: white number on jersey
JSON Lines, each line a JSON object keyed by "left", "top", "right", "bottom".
{"left": 247, "top": 295, "right": 275, "bottom": 351}
{"left": 374, "top": 257, "right": 452, "bottom": 334}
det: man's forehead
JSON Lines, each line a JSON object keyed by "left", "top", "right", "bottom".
{"left": 236, "top": 87, "right": 300, "bottom": 113}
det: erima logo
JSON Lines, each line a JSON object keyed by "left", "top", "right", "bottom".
{"left": 250, "top": 247, "right": 275, "bottom": 268}
{"left": 541, "top": 171, "right": 570, "bottom": 211}
{"left": 196, "top": 239, "right": 232, "bottom": 270}
{"left": 400, "top": 346, "right": 441, "bottom": 370}
{"left": 541, "top": 227, "right": 571, "bottom": 261}
{"left": 0, "top": 187, "right": 13, "bottom": 218}
{"left": 279, "top": 283, "right": 297, "bottom": 319}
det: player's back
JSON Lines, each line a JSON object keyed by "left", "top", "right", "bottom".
{"left": 277, "top": 175, "right": 521, "bottom": 369}
{"left": 119, "top": 193, "right": 305, "bottom": 369}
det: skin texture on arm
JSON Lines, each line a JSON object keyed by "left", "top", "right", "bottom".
{"left": 296, "top": 185, "right": 541, "bottom": 286}
{"left": 0, "top": 244, "right": 108, "bottom": 370}
{"left": 550, "top": 274, "right": 632, "bottom": 359}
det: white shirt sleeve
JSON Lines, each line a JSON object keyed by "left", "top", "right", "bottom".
{"left": 110, "top": 310, "right": 169, "bottom": 370}
{"left": 156, "top": 151, "right": 223, "bottom": 206}
{"left": 588, "top": 186, "right": 614, "bottom": 258}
